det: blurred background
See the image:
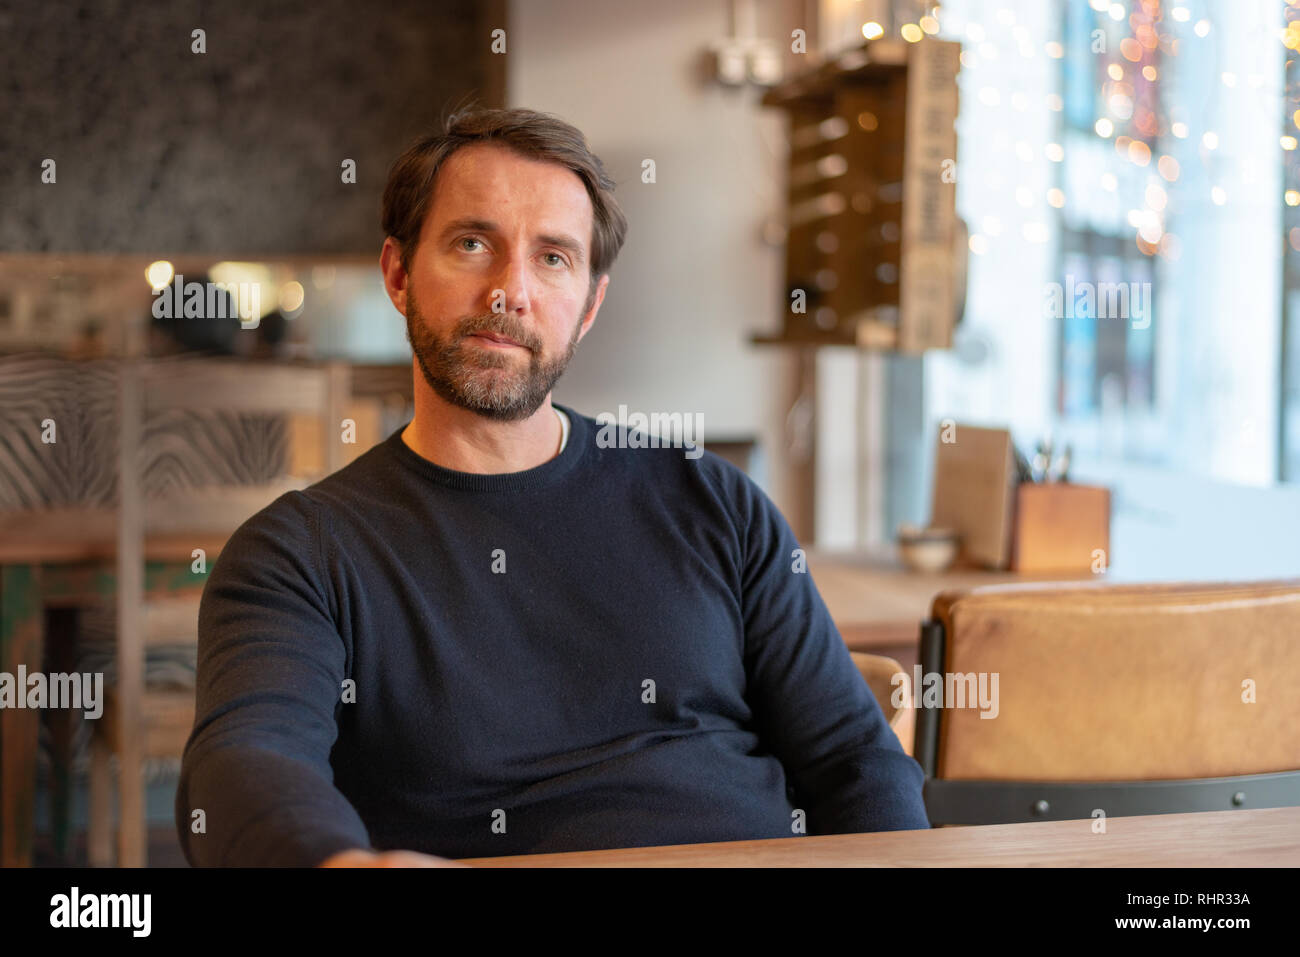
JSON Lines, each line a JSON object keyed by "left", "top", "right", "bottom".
{"left": 2, "top": 0, "right": 1297, "bottom": 865}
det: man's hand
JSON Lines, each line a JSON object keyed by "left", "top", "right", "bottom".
{"left": 318, "top": 848, "right": 470, "bottom": 867}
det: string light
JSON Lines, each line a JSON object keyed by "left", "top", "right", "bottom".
{"left": 1138, "top": 217, "right": 1163, "bottom": 244}
{"left": 941, "top": 5, "right": 1293, "bottom": 279}
{"left": 145, "top": 261, "right": 174, "bottom": 291}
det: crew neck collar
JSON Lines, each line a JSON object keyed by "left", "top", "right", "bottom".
{"left": 386, "top": 402, "right": 588, "bottom": 493}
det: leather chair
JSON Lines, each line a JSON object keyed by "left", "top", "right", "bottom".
{"left": 850, "top": 652, "right": 915, "bottom": 757}
{"left": 913, "top": 580, "right": 1300, "bottom": 825}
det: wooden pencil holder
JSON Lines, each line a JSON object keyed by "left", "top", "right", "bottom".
{"left": 1010, "top": 483, "right": 1111, "bottom": 574}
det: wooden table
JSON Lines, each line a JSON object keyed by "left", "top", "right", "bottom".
{"left": 460, "top": 806, "right": 1300, "bottom": 867}
{"left": 804, "top": 547, "right": 1058, "bottom": 669}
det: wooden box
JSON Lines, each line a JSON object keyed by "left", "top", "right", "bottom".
{"left": 1010, "top": 483, "right": 1111, "bottom": 573}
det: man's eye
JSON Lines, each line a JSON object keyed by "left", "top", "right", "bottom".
{"left": 460, "top": 237, "right": 483, "bottom": 251}
{"left": 544, "top": 253, "right": 565, "bottom": 266}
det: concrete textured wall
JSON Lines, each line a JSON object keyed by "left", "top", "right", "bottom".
{"left": 0, "top": 0, "right": 503, "bottom": 255}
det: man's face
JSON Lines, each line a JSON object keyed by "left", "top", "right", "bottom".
{"left": 388, "top": 143, "right": 607, "bottom": 422}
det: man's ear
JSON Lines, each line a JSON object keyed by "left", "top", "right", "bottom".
{"left": 380, "top": 237, "right": 409, "bottom": 315}
{"left": 577, "top": 273, "right": 609, "bottom": 344}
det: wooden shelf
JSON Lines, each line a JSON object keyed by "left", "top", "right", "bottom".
{"left": 760, "top": 41, "right": 911, "bottom": 109}
{"left": 758, "top": 37, "right": 962, "bottom": 355}
{"left": 749, "top": 316, "right": 902, "bottom": 351}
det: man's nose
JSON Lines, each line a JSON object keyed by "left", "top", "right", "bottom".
{"left": 489, "top": 254, "right": 533, "bottom": 316}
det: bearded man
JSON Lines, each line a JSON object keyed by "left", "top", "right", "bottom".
{"left": 176, "top": 106, "right": 929, "bottom": 867}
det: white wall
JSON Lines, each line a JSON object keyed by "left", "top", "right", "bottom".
{"left": 507, "top": 0, "right": 800, "bottom": 512}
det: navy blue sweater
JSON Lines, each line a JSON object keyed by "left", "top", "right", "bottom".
{"left": 175, "top": 404, "right": 929, "bottom": 866}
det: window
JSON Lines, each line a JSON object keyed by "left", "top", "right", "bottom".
{"left": 924, "top": 0, "right": 1286, "bottom": 487}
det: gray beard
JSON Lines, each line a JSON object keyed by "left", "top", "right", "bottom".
{"left": 405, "top": 300, "right": 583, "bottom": 422}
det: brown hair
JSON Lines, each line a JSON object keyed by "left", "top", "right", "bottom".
{"left": 381, "top": 105, "right": 628, "bottom": 296}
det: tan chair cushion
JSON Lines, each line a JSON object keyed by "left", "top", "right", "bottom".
{"left": 929, "top": 580, "right": 1300, "bottom": 781}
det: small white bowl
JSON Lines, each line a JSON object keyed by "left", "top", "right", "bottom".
{"left": 896, "top": 526, "right": 960, "bottom": 573}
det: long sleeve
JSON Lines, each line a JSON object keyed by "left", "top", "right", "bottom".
{"left": 175, "top": 492, "right": 372, "bottom": 866}
{"left": 734, "top": 472, "right": 931, "bottom": 834}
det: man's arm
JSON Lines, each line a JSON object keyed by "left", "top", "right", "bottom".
{"left": 176, "top": 492, "right": 374, "bottom": 866}
{"left": 732, "top": 470, "right": 931, "bottom": 834}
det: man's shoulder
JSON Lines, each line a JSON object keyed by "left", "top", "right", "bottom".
{"left": 306, "top": 430, "right": 399, "bottom": 491}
